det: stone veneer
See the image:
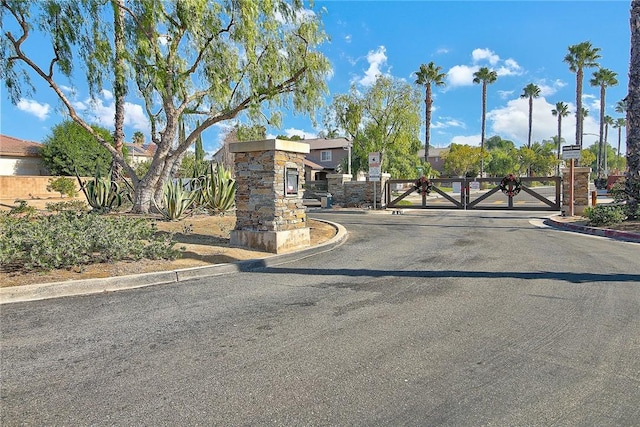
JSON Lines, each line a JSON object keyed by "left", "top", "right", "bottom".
{"left": 327, "top": 173, "right": 390, "bottom": 207}
{"left": 229, "top": 139, "right": 310, "bottom": 253}
{"left": 561, "top": 166, "right": 591, "bottom": 215}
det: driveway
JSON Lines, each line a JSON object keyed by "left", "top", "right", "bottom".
{"left": 2, "top": 211, "right": 639, "bottom": 426}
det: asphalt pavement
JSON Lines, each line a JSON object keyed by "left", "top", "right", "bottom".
{"left": 2, "top": 210, "right": 639, "bottom": 426}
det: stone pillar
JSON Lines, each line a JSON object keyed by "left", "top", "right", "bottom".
{"left": 230, "top": 139, "right": 310, "bottom": 253}
{"left": 561, "top": 166, "right": 591, "bottom": 215}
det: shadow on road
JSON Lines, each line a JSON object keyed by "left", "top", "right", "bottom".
{"left": 241, "top": 264, "right": 640, "bottom": 285}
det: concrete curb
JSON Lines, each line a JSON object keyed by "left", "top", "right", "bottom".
{"left": 0, "top": 219, "right": 348, "bottom": 305}
{"left": 544, "top": 216, "right": 640, "bottom": 243}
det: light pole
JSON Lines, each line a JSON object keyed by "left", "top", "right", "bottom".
{"left": 342, "top": 140, "right": 352, "bottom": 177}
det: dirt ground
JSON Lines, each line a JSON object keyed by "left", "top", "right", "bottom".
{"left": 0, "top": 197, "right": 337, "bottom": 288}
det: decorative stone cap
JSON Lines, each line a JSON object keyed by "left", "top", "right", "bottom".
{"left": 229, "top": 138, "right": 310, "bottom": 154}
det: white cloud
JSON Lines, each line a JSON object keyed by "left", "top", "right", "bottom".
{"left": 485, "top": 96, "right": 593, "bottom": 146}
{"left": 432, "top": 117, "right": 465, "bottom": 130}
{"left": 101, "top": 89, "right": 113, "bottom": 101}
{"left": 436, "top": 48, "right": 450, "bottom": 55}
{"left": 78, "top": 93, "right": 149, "bottom": 133}
{"left": 537, "top": 79, "right": 567, "bottom": 97}
{"left": 472, "top": 48, "right": 500, "bottom": 65}
{"left": 446, "top": 64, "right": 479, "bottom": 87}
{"left": 345, "top": 34, "right": 352, "bottom": 43}
{"left": 495, "top": 59, "right": 523, "bottom": 77}
{"left": 451, "top": 135, "right": 481, "bottom": 147}
{"left": 447, "top": 49, "right": 523, "bottom": 89}
{"left": 281, "top": 127, "right": 317, "bottom": 139}
{"left": 497, "top": 90, "right": 515, "bottom": 99}
{"left": 17, "top": 98, "right": 50, "bottom": 120}
{"left": 358, "top": 46, "right": 389, "bottom": 86}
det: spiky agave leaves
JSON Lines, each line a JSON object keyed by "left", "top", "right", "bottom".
{"left": 153, "top": 178, "right": 197, "bottom": 221}
{"left": 76, "top": 167, "right": 132, "bottom": 213}
{"left": 201, "top": 163, "right": 237, "bottom": 215}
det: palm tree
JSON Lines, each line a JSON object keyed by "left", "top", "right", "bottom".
{"left": 581, "top": 107, "right": 589, "bottom": 146}
{"left": 520, "top": 83, "right": 541, "bottom": 149}
{"left": 604, "top": 115, "right": 614, "bottom": 174}
{"left": 615, "top": 99, "right": 627, "bottom": 115}
{"left": 628, "top": 0, "right": 640, "bottom": 217}
{"left": 552, "top": 101, "right": 570, "bottom": 175}
{"left": 590, "top": 67, "right": 618, "bottom": 178}
{"left": 473, "top": 67, "right": 498, "bottom": 176}
{"left": 415, "top": 62, "right": 447, "bottom": 164}
{"left": 564, "top": 41, "right": 601, "bottom": 149}
{"left": 613, "top": 117, "right": 626, "bottom": 158}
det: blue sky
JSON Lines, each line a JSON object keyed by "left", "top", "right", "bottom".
{"left": 1, "top": 1, "right": 631, "bottom": 156}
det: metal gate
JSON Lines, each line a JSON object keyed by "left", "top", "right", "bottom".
{"left": 385, "top": 176, "right": 561, "bottom": 211}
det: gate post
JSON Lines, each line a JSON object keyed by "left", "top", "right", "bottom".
{"left": 230, "top": 139, "right": 310, "bottom": 253}
{"left": 561, "top": 166, "right": 591, "bottom": 215}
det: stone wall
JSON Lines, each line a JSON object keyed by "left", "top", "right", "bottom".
{"left": 327, "top": 173, "right": 390, "bottom": 207}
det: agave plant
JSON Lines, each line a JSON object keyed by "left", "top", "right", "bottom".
{"left": 201, "top": 163, "right": 237, "bottom": 214}
{"left": 153, "top": 178, "right": 197, "bottom": 221}
{"left": 76, "top": 167, "right": 132, "bottom": 212}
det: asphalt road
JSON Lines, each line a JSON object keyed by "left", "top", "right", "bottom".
{"left": 2, "top": 211, "right": 639, "bottom": 426}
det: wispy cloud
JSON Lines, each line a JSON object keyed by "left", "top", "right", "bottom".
{"left": 17, "top": 98, "right": 50, "bottom": 120}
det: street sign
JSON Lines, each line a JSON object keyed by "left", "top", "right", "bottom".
{"left": 369, "top": 152, "right": 381, "bottom": 181}
{"left": 562, "top": 145, "right": 581, "bottom": 160}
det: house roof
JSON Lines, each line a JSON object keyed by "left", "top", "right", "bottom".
{"left": 305, "top": 137, "right": 351, "bottom": 150}
{"left": 303, "top": 158, "right": 327, "bottom": 170}
{"left": 417, "top": 146, "right": 449, "bottom": 158}
{"left": 125, "top": 143, "right": 156, "bottom": 157}
{"left": 0, "top": 134, "right": 43, "bottom": 157}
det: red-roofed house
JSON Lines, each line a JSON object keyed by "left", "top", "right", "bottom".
{"left": 0, "top": 134, "right": 47, "bottom": 176}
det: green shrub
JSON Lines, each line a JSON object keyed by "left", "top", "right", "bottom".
{"left": 47, "top": 176, "right": 78, "bottom": 198}
{"left": 0, "top": 212, "right": 181, "bottom": 272}
{"left": 583, "top": 204, "right": 626, "bottom": 227}
{"left": 45, "top": 200, "right": 88, "bottom": 213}
{"left": 7, "top": 200, "right": 36, "bottom": 216}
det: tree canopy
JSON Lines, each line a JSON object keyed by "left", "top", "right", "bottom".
{"left": 1, "top": 0, "right": 331, "bottom": 213}
{"left": 324, "top": 76, "right": 422, "bottom": 178}
{"left": 40, "top": 120, "right": 116, "bottom": 176}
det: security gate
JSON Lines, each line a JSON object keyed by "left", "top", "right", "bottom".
{"left": 386, "top": 176, "right": 561, "bottom": 211}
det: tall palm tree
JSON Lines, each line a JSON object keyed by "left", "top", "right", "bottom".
{"left": 604, "top": 115, "right": 614, "bottom": 174}
{"left": 590, "top": 67, "right": 618, "bottom": 178}
{"left": 552, "top": 101, "right": 570, "bottom": 175}
{"left": 581, "top": 107, "right": 589, "bottom": 146}
{"left": 615, "top": 99, "right": 627, "bottom": 115}
{"left": 520, "top": 83, "right": 541, "bottom": 150}
{"left": 473, "top": 67, "right": 498, "bottom": 176}
{"left": 564, "top": 41, "right": 601, "bottom": 148}
{"left": 628, "top": 0, "right": 640, "bottom": 217}
{"left": 415, "top": 62, "right": 447, "bottom": 164}
{"left": 613, "top": 117, "right": 626, "bottom": 158}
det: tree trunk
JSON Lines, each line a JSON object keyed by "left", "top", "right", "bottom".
{"left": 425, "top": 84, "right": 432, "bottom": 164}
{"left": 480, "top": 83, "right": 487, "bottom": 177}
{"left": 111, "top": 0, "right": 126, "bottom": 180}
{"left": 597, "top": 85, "right": 606, "bottom": 178}
{"left": 576, "top": 69, "right": 583, "bottom": 148}
{"left": 557, "top": 116, "right": 562, "bottom": 176}
{"left": 627, "top": 0, "right": 640, "bottom": 217}
{"left": 527, "top": 96, "right": 533, "bottom": 149}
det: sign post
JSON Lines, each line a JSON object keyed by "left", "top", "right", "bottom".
{"left": 562, "top": 145, "right": 580, "bottom": 216}
{"left": 369, "top": 152, "right": 381, "bottom": 209}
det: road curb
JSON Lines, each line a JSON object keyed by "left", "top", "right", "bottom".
{"left": 0, "top": 219, "right": 348, "bottom": 305}
{"left": 544, "top": 216, "right": 640, "bottom": 243}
